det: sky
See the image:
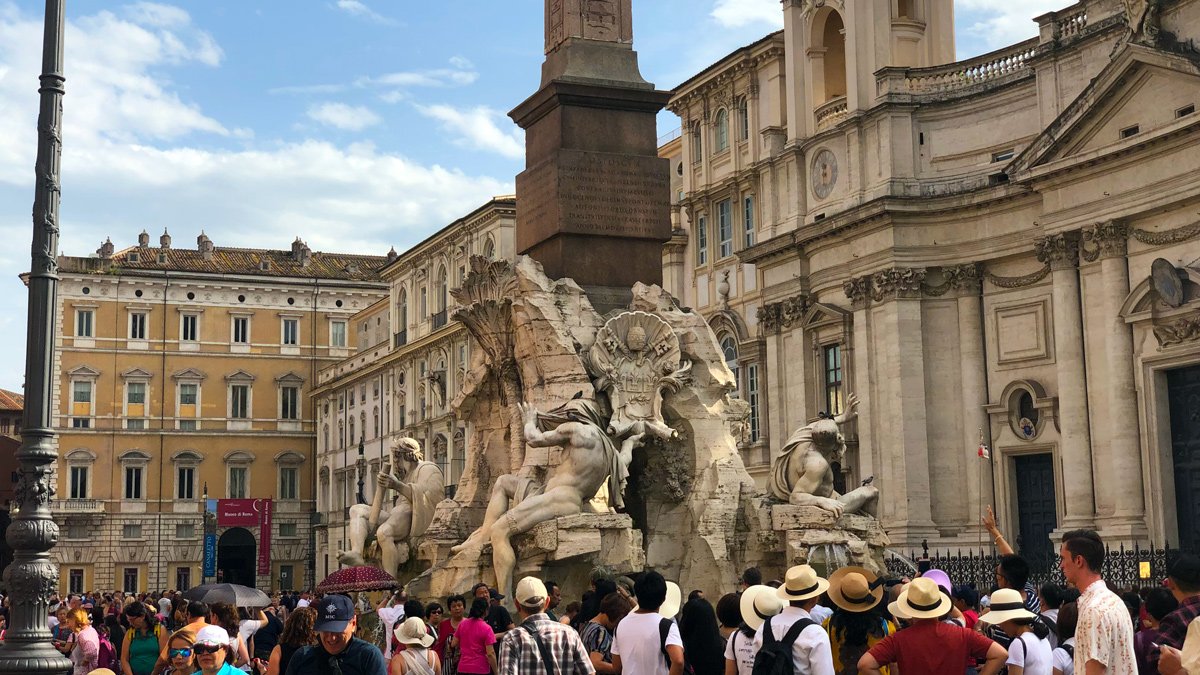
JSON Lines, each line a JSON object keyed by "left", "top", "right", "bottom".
{"left": 0, "top": 0, "right": 1076, "bottom": 390}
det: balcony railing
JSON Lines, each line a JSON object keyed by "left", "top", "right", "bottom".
{"left": 432, "top": 310, "right": 448, "bottom": 330}
{"left": 51, "top": 499, "right": 104, "bottom": 514}
{"left": 876, "top": 38, "right": 1039, "bottom": 98}
{"left": 815, "top": 96, "right": 849, "bottom": 132}
{"left": 393, "top": 330, "right": 407, "bottom": 348}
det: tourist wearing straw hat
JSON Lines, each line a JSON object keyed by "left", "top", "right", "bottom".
{"left": 858, "top": 577, "right": 1008, "bottom": 675}
{"left": 724, "top": 586, "right": 783, "bottom": 675}
{"left": 983, "top": 588, "right": 1054, "bottom": 675}
{"left": 392, "top": 617, "right": 441, "bottom": 675}
{"left": 823, "top": 567, "right": 895, "bottom": 675}
{"left": 751, "top": 565, "right": 835, "bottom": 675}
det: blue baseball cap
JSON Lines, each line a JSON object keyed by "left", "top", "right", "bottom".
{"left": 314, "top": 595, "right": 355, "bottom": 632}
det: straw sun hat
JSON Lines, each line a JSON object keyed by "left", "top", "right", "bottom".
{"left": 892, "top": 577, "right": 952, "bottom": 620}
{"left": 739, "top": 584, "right": 785, "bottom": 630}
{"left": 394, "top": 616, "right": 435, "bottom": 648}
{"left": 980, "top": 588, "right": 1037, "bottom": 624}
{"left": 776, "top": 565, "right": 830, "bottom": 603}
{"left": 827, "top": 566, "right": 885, "bottom": 612}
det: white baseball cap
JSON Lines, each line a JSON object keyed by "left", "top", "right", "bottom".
{"left": 194, "top": 625, "right": 230, "bottom": 648}
{"left": 515, "top": 577, "right": 548, "bottom": 609}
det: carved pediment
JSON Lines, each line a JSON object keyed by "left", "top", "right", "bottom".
{"left": 120, "top": 367, "right": 153, "bottom": 380}
{"left": 224, "top": 369, "right": 256, "bottom": 383}
{"left": 172, "top": 367, "right": 207, "bottom": 381}
{"left": 1010, "top": 46, "right": 1200, "bottom": 176}
{"left": 803, "top": 301, "right": 850, "bottom": 330}
{"left": 275, "top": 371, "right": 306, "bottom": 385}
{"left": 67, "top": 365, "right": 100, "bottom": 378}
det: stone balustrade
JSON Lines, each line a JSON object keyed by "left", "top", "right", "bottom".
{"left": 51, "top": 498, "right": 104, "bottom": 514}
{"left": 815, "top": 96, "right": 849, "bottom": 132}
{"left": 876, "top": 38, "right": 1039, "bottom": 99}
{"left": 1039, "top": 4, "right": 1089, "bottom": 43}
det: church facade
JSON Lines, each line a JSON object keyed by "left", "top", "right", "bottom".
{"left": 666, "top": 0, "right": 1200, "bottom": 554}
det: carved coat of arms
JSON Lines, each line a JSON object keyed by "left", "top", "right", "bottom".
{"left": 588, "top": 311, "right": 690, "bottom": 443}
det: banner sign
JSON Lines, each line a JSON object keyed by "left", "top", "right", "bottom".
{"left": 217, "top": 499, "right": 259, "bottom": 527}
{"left": 203, "top": 534, "right": 217, "bottom": 578}
{"left": 257, "top": 498, "right": 272, "bottom": 575}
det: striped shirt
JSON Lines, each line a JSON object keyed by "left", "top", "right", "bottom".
{"left": 499, "top": 613, "right": 595, "bottom": 675}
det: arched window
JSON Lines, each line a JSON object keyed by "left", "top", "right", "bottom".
{"left": 715, "top": 109, "right": 730, "bottom": 152}
{"left": 437, "top": 266, "right": 448, "bottom": 313}
{"left": 338, "top": 421, "right": 345, "bottom": 447}
{"left": 397, "top": 288, "right": 408, "bottom": 333}
{"left": 736, "top": 97, "right": 749, "bottom": 141}
{"left": 721, "top": 336, "right": 739, "bottom": 391}
{"left": 690, "top": 121, "right": 703, "bottom": 163}
{"left": 348, "top": 418, "right": 355, "bottom": 444}
{"left": 816, "top": 10, "right": 848, "bottom": 102}
{"left": 483, "top": 237, "right": 496, "bottom": 260}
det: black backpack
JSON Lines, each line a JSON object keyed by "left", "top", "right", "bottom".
{"left": 659, "top": 618, "right": 676, "bottom": 667}
{"left": 751, "top": 615, "right": 816, "bottom": 675}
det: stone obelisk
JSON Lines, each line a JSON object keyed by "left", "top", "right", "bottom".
{"left": 510, "top": 0, "right": 671, "bottom": 309}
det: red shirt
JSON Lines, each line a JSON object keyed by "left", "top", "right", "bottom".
{"left": 868, "top": 620, "right": 995, "bottom": 675}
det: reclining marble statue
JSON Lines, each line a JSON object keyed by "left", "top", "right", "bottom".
{"left": 769, "top": 394, "right": 879, "bottom": 518}
{"left": 343, "top": 437, "right": 445, "bottom": 577}
{"left": 450, "top": 396, "right": 624, "bottom": 601}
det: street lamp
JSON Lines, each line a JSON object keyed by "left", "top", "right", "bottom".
{"left": 356, "top": 436, "right": 366, "bottom": 505}
{"left": 0, "top": 0, "right": 73, "bottom": 672}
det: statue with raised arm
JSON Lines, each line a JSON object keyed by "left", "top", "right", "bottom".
{"left": 344, "top": 437, "right": 444, "bottom": 578}
{"left": 449, "top": 396, "right": 620, "bottom": 601}
{"left": 769, "top": 394, "right": 879, "bottom": 518}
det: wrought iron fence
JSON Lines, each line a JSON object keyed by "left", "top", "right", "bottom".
{"left": 884, "top": 540, "right": 1187, "bottom": 591}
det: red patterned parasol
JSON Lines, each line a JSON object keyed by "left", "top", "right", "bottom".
{"left": 316, "top": 566, "right": 399, "bottom": 593}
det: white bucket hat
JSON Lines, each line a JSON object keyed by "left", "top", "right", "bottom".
{"left": 394, "top": 616, "right": 435, "bottom": 648}
{"left": 739, "top": 585, "right": 785, "bottom": 630}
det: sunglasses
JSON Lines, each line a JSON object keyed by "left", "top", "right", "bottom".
{"left": 431, "top": 610, "right": 444, "bottom": 614}
{"left": 193, "top": 644, "right": 224, "bottom": 655}
{"left": 169, "top": 648, "right": 193, "bottom": 659}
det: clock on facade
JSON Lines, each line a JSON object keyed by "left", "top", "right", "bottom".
{"left": 811, "top": 148, "right": 838, "bottom": 200}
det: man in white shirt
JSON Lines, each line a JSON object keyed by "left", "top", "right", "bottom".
{"left": 377, "top": 590, "right": 407, "bottom": 659}
{"left": 611, "top": 571, "right": 683, "bottom": 675}
{"left": 752, "top": 565, "right": 835, "bottom": 675}
{"left": 1060, "top": 530, "right": 1136, "bottom": 675}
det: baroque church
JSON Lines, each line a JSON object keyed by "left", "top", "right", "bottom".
{"left": 662, "top": 0, "right": 1200, "bottom": 556}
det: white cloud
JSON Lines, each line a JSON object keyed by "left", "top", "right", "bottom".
{"left": 957, "top": 0, "right": 1076, "bottom": 53}
{"left": 334, "top": 0, "right": 400, "bottom": 27}
{"left": 710, "top": 0, "right": 782, "bottom": 29}
{"left": 272, "top": 58, "right": 478, "bottom": 97}
{"left": 307, "top": 102, "right": 382, "bottom": 131}
{"left": 416, "top": 104, "right": 524, "bottom": 159}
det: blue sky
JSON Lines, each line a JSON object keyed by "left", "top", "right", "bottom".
{"left": 0, "top": 0, "right": 1074, "bottom": 390}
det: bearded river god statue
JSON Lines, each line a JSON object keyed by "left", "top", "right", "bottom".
{"left": 343, "top": 437, "right": 444, "bottom": 578}
{"left": 769, "top": 394, "right": 879, "bottom": 518}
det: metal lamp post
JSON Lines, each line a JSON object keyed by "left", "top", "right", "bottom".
{"left": 0, "top": 0, "right": 72, "bottom": 672}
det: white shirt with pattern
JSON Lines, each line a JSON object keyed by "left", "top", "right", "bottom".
{"left": 1074, "top": 579, "right": 1136, "bottom": 675}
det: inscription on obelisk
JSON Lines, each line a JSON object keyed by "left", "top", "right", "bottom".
{"left": 545, "top": 0, "right": 633, "bottom": 54}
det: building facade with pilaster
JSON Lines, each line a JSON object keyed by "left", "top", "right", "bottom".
{"left": 667, "top": 0, "right": 1200, "bottom": 555}
{"left": 311, "top": 197, "right": 515, "bottom": 580}
{"left": 50, "top": 231, "right": 389, "bottom": 593}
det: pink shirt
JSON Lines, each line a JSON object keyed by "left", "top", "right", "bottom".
{"left": 71, "top": 626, "right": 99, "bottom": 675}
{"left": 455, "top": 617, "right": 496, "bottom": 674}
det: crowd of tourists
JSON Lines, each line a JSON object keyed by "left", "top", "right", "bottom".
{"left": 37, "top": 527, "right": 1200, "bottom": 675}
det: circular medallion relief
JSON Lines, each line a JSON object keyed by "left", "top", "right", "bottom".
{"left": 811, "top": 149, "right": 838, "bottom": 200}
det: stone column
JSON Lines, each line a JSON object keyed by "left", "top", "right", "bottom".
{"left": 843, "top": 277, "right": 876, "bottom": 492}
{"left": 952, "top": 264, "right": 993, "bottom": 533}
{"left": 1034, "top": 233, "right": 1095, "bottom": 529}
{"left": 1086, "top": 222, "right": 1148, "bottom": 539}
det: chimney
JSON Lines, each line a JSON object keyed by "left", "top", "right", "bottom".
{"left": 292, "top": 238, "right": 312, "bottom": 267}
{"left": 197, "top": 232, "right": 214, "bottom": 261}
{"left": 97, "top": 238, "right": 114, "bottom": 259}
{"left": 137, "top": 230, "right": 150, "bottom": 248}
{"left": 160, "top": 228, "right": 171, "bottom": 249}
{"left": 387, "top": 247, "right": 399, "bottom": 263}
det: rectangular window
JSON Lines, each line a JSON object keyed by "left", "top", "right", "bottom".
{"left": 229, "top": 467, "right": 248, "bottom": 499}
{"left": 122, "top": 524, "right": 142, "bottom": 539}
{"left": 738, "top": 99, "right": 750, "bottom": 141}
{"left": 69, "top": 569, "right": 84, "bottom": 595}
{"left": 177, "top": 466, "right": 195, "bottom": 500}
{"left": 124, "top": 466, "right": 143, "bottom": 500}
{"left": 71, "top": 418, "right": 91, "bottom": 429}
{"left": 72, "top": 381, "right": 92, "bottom": 404}
{"left": 747, "top": 364, "right": 761, "bottom": 443}
{"left": 824, "top": 344, "right": 844, "bottom": 417}
{"left": 179, "top": 383, "right": 198, "bottom": 405}
{"left": 281, "top": 387, "right": 299, "bottom": 420}
{"left": 991, "top": 149, "right": 1015, "bottom": 163}
{"left": 280, "top": 523, "right": 298, "bottom": 538}
{"left": 331, "top": 321, "right": 347, "bottom": 348}
{"left": 75, "top": 310, "right": 94, "bottom": 338}
{"left": 280, "top": 467, "right": 299, "bottom": 500}
{"left": 691, "top": 125, "right": 702, "bottom": 163}
{"left": 282, "top": 318, "right": 299, "bottom": 346}
{"left": 232, "top": 316, "right": 249, "bottom": 344}
{"left": 230, "top": 385, "right": 249, "bottom": 419}
{"left": 280, "top": 564, "right": 295, "bottom": 591}
{"left": 176, "top": 524, "right": 196, "bottom": 539}
{"left": 179, "top": 420, "right": 197, "bottom": 431}
{"left": 1120, "top": 124, "right": 1140, "bottom": 139}
{"left": 69, "top": 466, "right": 88, "bottom": 499}
{"left": 718, "top": 199, "right": 733, "bottom": 258}
{"left": 175, "top": 567, "right": 191, "bottom": 591}
{"left": 122, "top": 568, "right": 139, "bottom": 594}
{"left": 744, "top": 196, "right": 755, "bottom": 248}
{"left": 181, "top": 314, "right": 198, "bottom": 341}
{"left": 420, "top": 288, "right": 428, "bottom": 318}
{"left": 697, "top": 216, "right": 708, "bottom": 266}
{"left": 127, "top": 382, "right": 146, "bottom": 405}
{"left": 67, "top": 523, "right": 88, "bottom": 539}
{"left": 129, "top": 312, "right": 147, "bottom": 340}
{"left": 126, "top": 418, "right": 145, "bottom": 430}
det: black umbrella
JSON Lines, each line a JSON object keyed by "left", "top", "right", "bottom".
{"left": 183, "top": 583, "right": 270, "bottom": 608}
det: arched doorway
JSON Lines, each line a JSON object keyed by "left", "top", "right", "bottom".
{"left": 217, "top": 527, "right": 256, "bottom": 586}
{"left": 813, "top": 9, "right": 847, "bottom": 103}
